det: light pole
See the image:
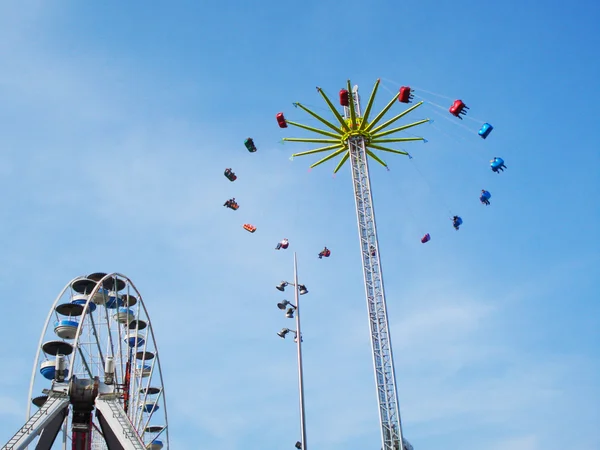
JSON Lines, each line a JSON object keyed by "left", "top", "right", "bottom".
{"left": 276, "top": 252, "right": 308, "bottom": 450}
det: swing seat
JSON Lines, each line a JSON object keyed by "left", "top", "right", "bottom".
{"left": 449, "top": 99, "right": 468, "bottom": 118}
{"left": 478, "top": 123, "right": 493, "bottom": 139}
{"left": 490, "top": 157, "right": 505, "bottom": 169}
{"left": 244, "top": 138, "right": 257, "bottom": 153}
{"left": 276, "top": 113, "right": 287, "bottom": 128}
{"left": 339, "top": 89, "right": 349, "bottom": 106}
{"left": 398, "top": 86, "right": 413, "bottom": 103}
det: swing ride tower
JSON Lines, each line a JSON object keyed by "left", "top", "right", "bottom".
{"left": 279, "top": 79, "right": 429, "bottom": 450}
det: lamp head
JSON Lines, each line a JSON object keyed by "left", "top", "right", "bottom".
{"left": 276, "top": 281, "right": 288, "bottom": 292}
{"left": 298, "top": 284, "right": 308, "bottom": 295}
{"left": 285, "top": 308, "right": 295, "bottom": 319}
{"left": 277, "top": 300, "right": 290, "bottom": 310}
{"left": 277, "top": 328, "right": 290, "bottom": 339}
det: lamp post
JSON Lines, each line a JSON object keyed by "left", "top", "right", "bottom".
{"left": 276, "top": 252, "right": 308, "bottom": 450}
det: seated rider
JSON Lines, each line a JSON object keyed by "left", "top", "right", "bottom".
{"left": 480, "top": 190, "right": 490, "bottom": 205}
{"left": 224, "top": 168, "right": 236, "bottom": 181}
{"left": 452, "top": 215, "right": 462, "bottom": 230}
{"left": 275, "top": 238, "right": 289, "bottom": 250}
{"left": 490, "top": 157, "right": 506, "bottom": 173}
{"left": 370, "top": 245, "right": 376, "bottom": 256}
{"left": 318, "top": 247, "right": 330, "bottom": 259}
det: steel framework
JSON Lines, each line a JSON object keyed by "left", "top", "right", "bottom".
{"left": 1, "top": 272, "right": 169, "bottom": 450}
{"left": 279, "top": 79, "right": 428, "bottom": 450}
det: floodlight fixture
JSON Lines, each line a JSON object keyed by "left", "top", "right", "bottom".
{"left": 277, "top": 300, "right": 290, "bottom": 310}
{"left": 277, "top": 328, "right": 290, "bottom": 339}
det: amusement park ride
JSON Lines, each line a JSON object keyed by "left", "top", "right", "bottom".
{"left": 1, "top": 273, "right": 168, "bottom": 450}
{"left": 276, "top": 79, "right": 429, "bottom": 450}
{"left": 0, "top": 78, "right": 499, "bottom": 450}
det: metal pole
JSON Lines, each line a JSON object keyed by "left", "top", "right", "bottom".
{"left": 293, "top": 252, "right": 307, "bottom": 450}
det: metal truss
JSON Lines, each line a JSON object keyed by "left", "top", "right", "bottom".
{"left": 95, "top": 396, "right": 147, "bottom": 450}
{"left": 346, "top": 87, "right": 404, "bottom": 450}
{"left": 2, "top": 389, "right": 70, "bottom": 450}
{"left": 2, "top": 379, "right": 147, "bottom": 450}
{"left": 282, "top": 79, "right": 427, "bottom": 450}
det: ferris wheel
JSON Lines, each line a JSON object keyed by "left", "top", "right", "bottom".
{"left": 1, "top": 272, "right": 169, "bottom": 450}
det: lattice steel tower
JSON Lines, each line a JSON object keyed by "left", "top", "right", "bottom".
{"left": 277, "top": 79, "right": 429, "bottom": 450}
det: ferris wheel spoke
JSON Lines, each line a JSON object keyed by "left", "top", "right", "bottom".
{"left": 134, "top": 357, "right": 158, "bottom": 431}
{"left": 115, "top": 313, "right": 126, "bottom": 384}
{"left": 92, "top": 421, "right": 104, "bottom": 438}
{"left": 77, "top": 347, "right": 94, "bottom": 379}
{"left": 88, "top": 312, "right": 106, "bottom": 370}
{"left": 131, "top": 329, "right": 153, "bottom": 425}
{"left": 11, "top": 272, "right": 169, "bottom": 450}
{"left": 100, "top": 292, "right": 116, "bottom": 362}
{"left": 126, "top": 308, "right": 145, "bottom": 422}
{"left": 140, "top": 388, "right": 163, "bottom": 438}
{"left": 143, "top": 424, "right": 167, "bottom": 445}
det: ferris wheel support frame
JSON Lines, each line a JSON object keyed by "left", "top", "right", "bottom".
{"left": 2, "top": 380, "right": 148, "bottom": 450}
{"left": 282, "top": 80, "right": 427, "bottom": 450}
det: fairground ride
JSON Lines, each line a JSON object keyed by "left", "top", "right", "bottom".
{"left": 277, "top": 79, "right": 429, "bottom": 450}
{"left": 1, "top": 272, "right": 168, "bottom": 450}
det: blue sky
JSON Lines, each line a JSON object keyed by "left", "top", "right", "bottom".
{"left": 0, "top": 1, "right": 599, "bottom": 449}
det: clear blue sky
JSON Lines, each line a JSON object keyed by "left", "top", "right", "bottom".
{"left": 0, "top": 1, "right": 598, "bottom": 449}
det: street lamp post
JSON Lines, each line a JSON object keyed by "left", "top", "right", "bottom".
{"left": 293, "top": 252, "right": 307, "bottom": 450}
{"left": 276, "top": 252, "right": 308, "bottom": 450}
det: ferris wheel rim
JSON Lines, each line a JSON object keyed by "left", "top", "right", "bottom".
{"left": 25, "top": 272, "right": 170, "bottom": 449}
